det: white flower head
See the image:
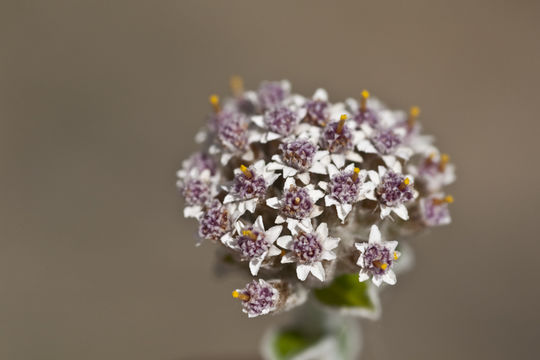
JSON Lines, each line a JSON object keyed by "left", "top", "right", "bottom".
{"left": 277, "top": 221, "right": 340, "bottom": 282}
{"left": 223, "top": 160, "right": 279, "bottom": 217}
{"left": 368, "top": 166, "right": 418, "bottom": 220}
{"left": 266, "top": 177, "right": 325, "bottom": 231}
{"left": 222, "top": 215, "right": 283, "bottom": 276}
{"left": 355, "top": 225, "right": 400, "bottom": 287}
{"left": 319, "top": 163, "right": 376, "bottom": 223}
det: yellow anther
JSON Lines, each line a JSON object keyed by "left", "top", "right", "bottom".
{"left": 352, "top": 167, "right": 360, "bottom": 182}
{"left": 336, "top": 114, "right": 347, "bottom": 133}
{"left": 444, "top": 195, "right": 454, "bottom": 203}
{"left": 380, "top": 263, "right": 388, "bottom": 270}
{"left": 433, "top": 195, "right": 453, "bottom": 206}
{"left": 242, "top": 230, "right": 257, "bottom": 240}
{"left": 398, "top": 177, "right": 410, "bottom": 191}
{"left": 209, "top": 94, "right": 220, "bottom": 113}
{"left": 439, "top": 153, "right": 450, "bottom": 171}
{"left": 229, "top": 75, "right": 244, "bottom": 96}
{"left": 393, "top": 251, "right": 400, "bottom": 260}
{"left": 232, "top": 290, "right": 250, "bottom": 301}
{"left": 407, "top": 106, "right": 420, "bottom": 127}
{"left": 294, "top": 197, "right": 301, "bottom": 205}
{"left": 240, "top": 164, "right": 253, "bottom": 179}
{"left": 361, "top": 90, "right": 370, "bottom": 111}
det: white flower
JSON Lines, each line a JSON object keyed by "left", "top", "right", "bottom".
{"left": 319, "top": 163, "right": 375, "bottom": 223}
{"left": 368, "top": 165, "right": 418, "bottom": 220}
{"left": 223, "top": 160, "right": 280, "bottom": 217}
{"left": 266, "top": 136, "right": 329, "bottom": 184}
{"left": 356, "top": 126, "right": 413, "bottom": 171}
{"left": 355, "top": 225, "right": 400, "bottom": 286}
{"left": 177, "top": 169, "right": 219, "bottom": 219}
{"left": 266, "top": 177, "right": 325, "bottom": 231}
{"left": 221, "top": 215, "right": 283, "bottom": 276}
{"left": 407, "top": 152, "right": 456, "bottom": 193}
{"left": 277, "top": 222, "right": 340, "bottom": 281}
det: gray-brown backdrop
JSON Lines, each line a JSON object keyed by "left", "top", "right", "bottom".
{"left": 1, "top": 1, "right": 539, "bottom": 359}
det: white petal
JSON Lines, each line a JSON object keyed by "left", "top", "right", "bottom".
{"left": 313, "top": 88, "right": 328, "bottom": 101}
{"left": 372, "top": 275, "right": 383, "bottom": 287}
{"left": 220, "top": 233, "right": 235, "bottom": 247}
{"left": 316, "top": 222, "right": 329, "bottom": 238}
{"left": 327, "top": 164, "right": 339, "bottom": 177}
{"left": 275, "top": 214, "right": 286, "bottom": 224}
{"left": 357, "top": 140, "right": 377, "bottom": 154}
{"left": 310, "top": 161, "right": 327, "bottom": 175}
{"left": 296, "top": 264, "right": 311, "bottom": 281}
{"left": 383, "top": 270, "right": 397, "bottom": 285}
{"left": 282, "top": 166, "right": 298, "bottom": 178}
{"left": 221, "top": 153, "right": 233, "bottom": 165}
{"left": 325, "top": 195, "right": 340, "bottom": 207}
{"left": 323, "top": 237, "right": 340, "bottom": 251}
{"left": 368, "top": 170, "right": 380, "bottom": 184}
{"left": 267, "top": 245, "right": 282, "bottom": 257}
{"left": 183, "top": 206, "right": 202, "bottom": 219}
{"left": 277, "top": 235, "right": 294, "bottom": 249}
{"left": 369, "top": 225, "right": 382, "bottom": 243}
{"left": 265, "top": 225, "right": 283, "bottom": 243}
{"left": 346, "top": 151, "right": 363, "bottom": 163}
{"left": 379, "top": 205, "right": 392, "bottom": 219}
{"left": 320, "top": 250, "right": 336, "bottom": 261}
{"left": 285, "top": 218, "right": 299, "bottom": 232}
{"left": 359, "top": 271, "right": 370, "bottom": 282}
{"left": 251, "top": 115, "right": 265, "bottom": 127}
{"left": 249, "top": 256, "right": 264, "bottom": 276}
{"left": 284, "top": 177, "right": 296, "bottom": 190}
{"left": 245, "top": 199, "right": 258, "bottom": 213}
{"left": 318, "top": 181, "right": 329, "bottom": 191}
{"left": 310, "top": 262, "right": 325, "bottom": 281}
{"left": 266, "top": 197, "right": 280, "bottom": 209}
{"left": 310, "top": 189, "right": 325, "bottom": 202}
{"left": 330, "top": 154, "right": 345, "bottom": 169}
{"left": 255, "top": 215, "right": 265, "bottom": 230}
{"left": 336, "top": 204, "right": 352, "bottom": 223}
{"left": 281, "top": 252, "right": 296, "bottom": 264}
{"left": 297, "top": 172, "right": 310, "bottom": 184}
{"left": 310, "top": 206, "right": 323, "bottom": 218}
{"left": 266, "top": 132, "right": 282, "bottom": 142}
{"left": 392, "top": 204, "right": 409, "bottom": 220}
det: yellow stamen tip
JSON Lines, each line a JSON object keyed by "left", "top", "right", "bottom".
{"left": 209, "top": 94, "right": 219, "bottom": 106}
{"left": 229, "top": 75, "right": 244, "bottom": 96}
{"left": 393, "top": 251, "right": 399, "bottom": 260}
{"left": 361, "top": 90, "right": 370, "bottom": 99}
{"left": 441, "top": 153, "right": 450, "bottom": 163}
{"left": 380, "top": 263, "right": 388, "bottom": 270}
{"left": 410, "top": 106, "right": 420, "bottom": 117}
{"left": 232, "top": 290, "right": 240, "bottom": 298}
{"left": 340, "top": 114, "right": 348, "bottom": 121}
{"left": 240, "top": 164, "right": 252, "bottom": 178}
{"left": 445, "top": 195, "right": 454, "bottom": 203}
{"left": 403, "top": 177, "right": 410, "bottom": 186}
{"left": 354, "top": 167, "right": 360, "bottom": 174}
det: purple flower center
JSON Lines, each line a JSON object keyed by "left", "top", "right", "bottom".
{"left": 217, "top": 112, "right": 249, "bottom": 151}
{"left": 377, "top": 171, "right": 414, "bottom": 207}
{"left": 186, "top": 153, "right": 216, "bottom": 175}
{"left": 237, "top": 227, "right": 269, "bottom": 258}
{"left": 232, "top": 169, "right": 267, "bottom": 200}
{"left": 293, "top": 232, "right": 323, "bottom": 263}
{"left": 354, "top": 108, "right": 378, "bottom": 127}
{"left": 421, "top": 198, "right": 450, "bottom": 226}
{"left": 360, "top": 243, "right": 393, "bottom": 276}
{"left": 182, "top": 179, "right": 212, "bottom": 206}
{"left": 279, "top": 140, "right": 317, "bottom": 171}
{"left": 329, "top": 171, "right": 361, "bottom": 204}
{"left": 198, "top": 201, "right": 229, "bottom": 241}
{"left": 258, "top": 82, "right": 288, "bottom": 110}
{"left": 281, "top": 187, "right": 314, "bottom": 219}
{"left": 264, "top": 107, "right": 298, "bottom": 136}
{"left": 321, "top": 121, "right": 353, "bottom": 153}
{"left": 305, "top": 100, "right": 329, "bottom": 126}
{"left": 372, "top": 130, "right": 402, "bottom": 155}
{"left": 240, "top": 280, "right": 277, "bottom": 316}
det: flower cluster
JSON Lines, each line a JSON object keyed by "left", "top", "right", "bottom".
{"left": 177, "top": 78, "right": 455, "bottom": 317}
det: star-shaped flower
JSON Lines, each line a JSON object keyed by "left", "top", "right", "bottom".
{"left": 223, "top": 160, "right": 279, "bottom": 217}
{"left": 319, "top": 163, "right": 375, "bottom": 223}
{"left": 266, "top": 177, "right": 325, "bottom": 231}
{"left": 221, "top": 215, "right": 283, "bottom": 276}
{"left": 355, "top": 225, "right": 400, "bottom": 286}
{"left": 277, "top": 221, "right": 340, "bottom": 281}
{"left": 266, "top": 138, "right": 329, "bottom": 184}
{"left": 369, "top": 166, "right": 418, "bottom": 220}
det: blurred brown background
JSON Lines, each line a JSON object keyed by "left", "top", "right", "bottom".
{"left": 1, "top": 1, "right": 539, "bottom": 359}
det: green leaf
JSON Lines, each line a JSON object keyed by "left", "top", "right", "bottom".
{"left": 313, "top": 273, "right": 374, "bottom": 309}
{"left": 273, "top": 329, "right": 321, "bottom": 359}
